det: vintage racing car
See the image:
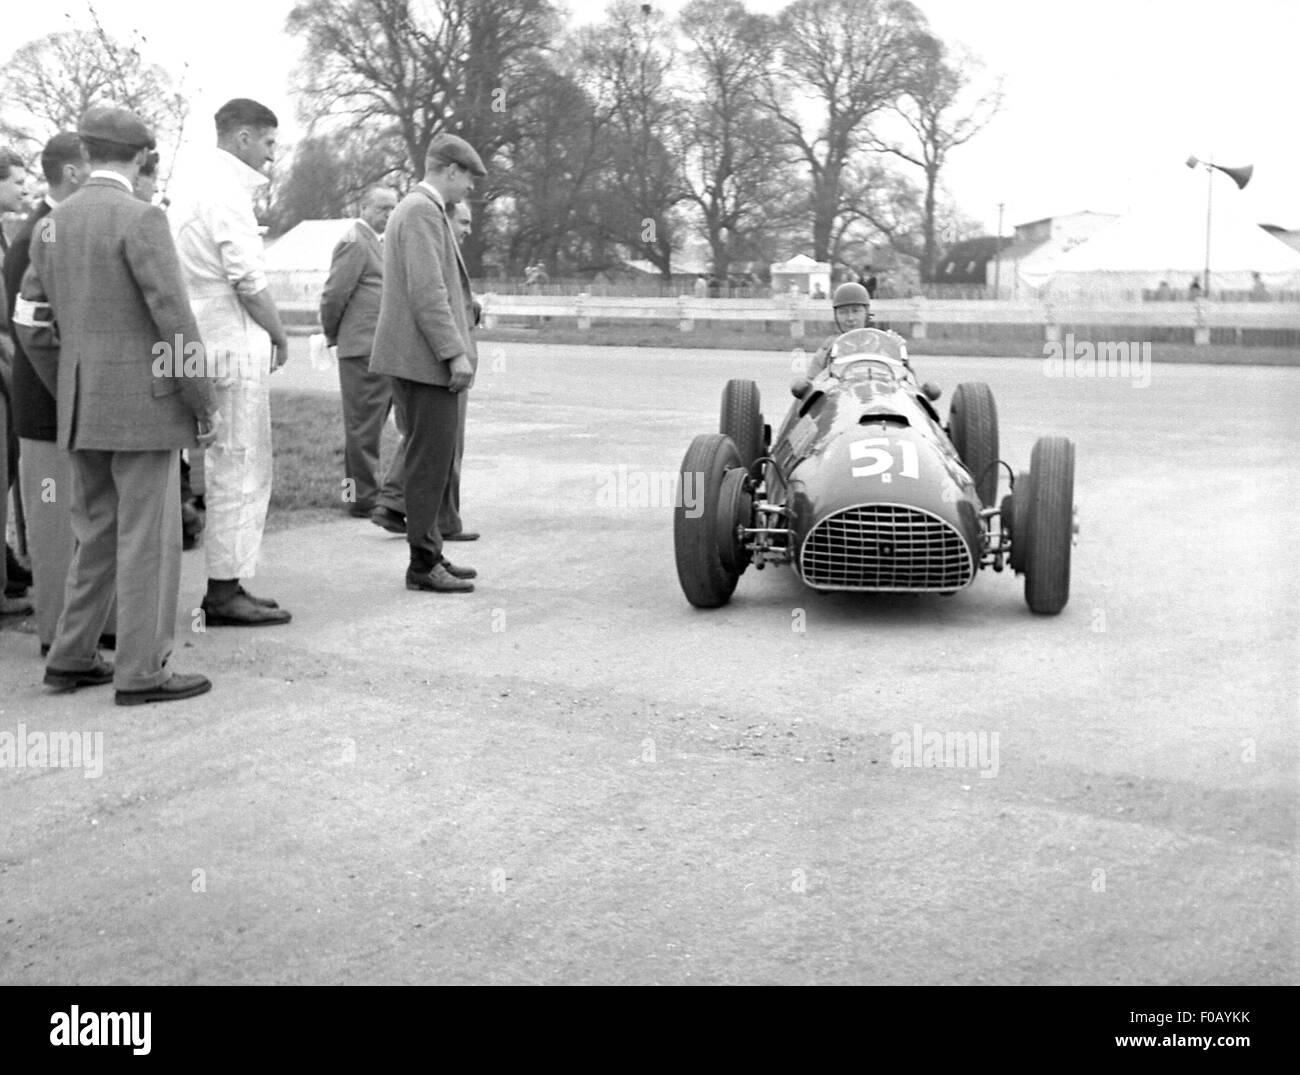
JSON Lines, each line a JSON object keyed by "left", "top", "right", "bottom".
{"left": 672, "top": 327, "right": 1077, "bottom": 614}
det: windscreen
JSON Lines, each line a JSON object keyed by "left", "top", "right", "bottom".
{"left": 828, "top": 329, "right": 909, "bottom": 384}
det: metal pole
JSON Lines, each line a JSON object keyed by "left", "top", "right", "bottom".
{"left": 1203, "top": 165, "right": 1213, "bottom": 300}
{"left": 993, "top": 201, "right": 1004, "bottom": 298}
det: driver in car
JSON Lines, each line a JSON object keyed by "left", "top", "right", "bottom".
{"left": 804, "top": 281, "right": 874, "bottom": 378}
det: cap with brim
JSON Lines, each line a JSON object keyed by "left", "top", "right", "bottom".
{"left": 78, "top": 106, "right": 156, "bottom": 151}
{"left": 428, "top": 133, "right": 486, "bottom": 177}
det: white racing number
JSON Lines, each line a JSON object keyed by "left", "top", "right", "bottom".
{"left": 849, "top": 438, "right": 919, "bottom": 483}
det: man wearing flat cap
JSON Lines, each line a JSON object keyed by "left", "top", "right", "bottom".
{"left": 19, "top": 106, "right": 221, "bottom": 704}
{"left": 371, "top": 132, "right": 485, "bottom": 593}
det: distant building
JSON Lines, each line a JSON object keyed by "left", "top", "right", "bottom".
{"left": 995, "top": 210, "right": 1122, "bottom": 299}
{"left": 932, "top": 212, "right": 1122, "bottom": 297}
{"left": 933, "top": 236, "right": 1001, "bottom": 286}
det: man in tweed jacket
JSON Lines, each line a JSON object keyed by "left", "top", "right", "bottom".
{"left": 22, "top": 108, "right": 220, "bottom": 705}
{"left": 370, "top": 133, "right": 485, "bottom": 594}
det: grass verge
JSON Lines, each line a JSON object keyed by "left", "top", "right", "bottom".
{"left": 265, "top": 391, "right": 400, "bottom": 533}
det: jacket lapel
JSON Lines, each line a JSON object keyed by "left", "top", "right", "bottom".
{"left": 413, "top": 184, "right": 470, "bottom": 290}
{"left": 439, "top": 204, "right": 471, "bottom": 288}
{"left": 364, "top": 225, "right": 383, "bottom": 270}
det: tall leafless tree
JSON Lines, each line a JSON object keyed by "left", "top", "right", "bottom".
{"left": 0, "top": 28, "right": 188, "bottom": 186}
{"left": 678, "top": 0, "right": 802, "bottom": 279}
{"left": 871, "top": 37, "right": 1002, "bottom": 281}
{"left": 286, "top": 0, "right": 558, "bottom": 271}
{"left": 760, "top": 0, "right": 930, "bottom": 264}
{"left": 571, "top": 0, "right": 688, "bottom": 279}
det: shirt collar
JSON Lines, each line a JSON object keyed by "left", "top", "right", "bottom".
{"left": 44, "top": 193, "right": 60, "bottom": 210}
{"left": 89, "top": 170, "right": 134, "bottom": 193}
{"left": 355, "top": 218, "right": 379, "bottom": 240}
{"left": 214, "top": 147, "right": 270, "bottom": 193}
{"left": 418, "top": 180, "right": 445, "bottom": 210}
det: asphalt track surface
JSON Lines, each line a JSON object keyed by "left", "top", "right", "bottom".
{"left": 1, "top": 341, "right": 1295, "bottom": 985}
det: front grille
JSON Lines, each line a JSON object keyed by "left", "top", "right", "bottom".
{"left": 800, "top": 504, "right": 974, "bottom": 592}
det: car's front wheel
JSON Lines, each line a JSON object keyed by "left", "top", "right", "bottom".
{"left": 674, "top": 433, "right": 749, "bottom": 608}
{"left": 1023, "top": 437, "right": 1075, "bottom": 615}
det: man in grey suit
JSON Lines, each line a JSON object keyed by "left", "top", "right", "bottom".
{"left": 370, "top": 133, "right": 484, "bottom": 593}
{"left": 370, "top": 197, "right": 479, "bottom": 542}
{"left": 320, "top": 186, "right": 397, "bottom": 515}
{"left": 20, "top": 107, "right": 221, "bottom": 704}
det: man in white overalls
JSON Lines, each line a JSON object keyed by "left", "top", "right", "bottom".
{"left": 171, "top": 98, "right": 292, "bottom": 626}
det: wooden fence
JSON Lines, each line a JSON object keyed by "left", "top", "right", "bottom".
{"left": 277, "top": 293, "right": 1300, "bottom": 347}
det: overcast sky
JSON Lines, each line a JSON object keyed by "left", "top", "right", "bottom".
{"left": 5, "top": 0, "right": 1296, "bottom": 233}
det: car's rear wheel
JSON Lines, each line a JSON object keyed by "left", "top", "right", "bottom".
{"left": 949, "top": 382, "right": 999, "bottom": 507}
{"left": 675, "top": 433, "right": 748, "bottom": 608}
{"left": 721, "top": 379, "right": 765, "bottom": 476}
{"left": 1006, "top": 470, "right": 1032, "bottom": 574}
{"left": 1023, "top": 437, "right": 1075, "bottom": 615}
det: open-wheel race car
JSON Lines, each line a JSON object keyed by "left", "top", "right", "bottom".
{"left": 673, "top": 328, "right": 1077, "bottom": 614}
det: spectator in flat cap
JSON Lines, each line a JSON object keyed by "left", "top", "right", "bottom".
{"left": 370, "top": 133, "right": 485, "bottom": 593}
{"left": 170, "top": 97, "right": 293, "bottom": 626}
{"left": 79, "top": 106, "right": 156, "bottom": 151}
{"left": 371, "top": 197, "right": 481, "bottom": 543}
{"left": 20, "top": 107, "right": 221, "bottom": 704}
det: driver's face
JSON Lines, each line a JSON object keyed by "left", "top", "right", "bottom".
{"left": 835, "top": 304, "right": 868, "bottom": 330}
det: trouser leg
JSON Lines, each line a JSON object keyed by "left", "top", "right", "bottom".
{"left": 337, "top": 353, "right": 392, "bottom": 508}
{"left": 437, "top": 390, "right": 467, "bottom": 536}
{"left": 376, "top": 381, "right": 408, "bottom": 516}
{"left": 21, "top": 440, "right": 118, "bottom": 649}
{"left": 47, "top": 450, "right": 118, "bottom": 668}
{"left": 204, "top": 376, "right": 272, "bottom": 580}
{"left": 390, "top": 378, "right": 458, "bottom": 571}
{"left": 110, "top": 450, "right": 180, "bottom": 691}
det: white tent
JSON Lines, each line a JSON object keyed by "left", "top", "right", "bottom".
{"left": 264, "top": 219, "right": 355, "bottom": 306}
{"left": 1018, "top": 172, "right": 1300, "bottom": 300}
{"left": 770, "top": 253, "right": 832, "bottom": 298}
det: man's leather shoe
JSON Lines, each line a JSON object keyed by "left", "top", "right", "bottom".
{"left": 116, "top": 672, "right": 212, "bottom": 706}
{"left": 348, "top": 500, "right": 376, "bottom": 518}
{"left": 405, "top": 565, "right": 474, "bottom": 593}
{"left": 235, "top": 585, "right": 279, "bottom": 609}
{"left": 441, "top": 561, "right": 477, "bottom": 579}
{"left": 370, "top": 506, "right": 406, "bottom": 534}
{"left": 44, "top": 656, "right": 115, "bottom": 692}
{"left": 201, "top": 592, "right": 292, "bottom": 626}
{"left": 442, "top": 530, "right": 480, "bottom": 541}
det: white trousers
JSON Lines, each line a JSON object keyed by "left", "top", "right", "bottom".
{"left": 203, "top": 371, "right": 273, "bottom": 580}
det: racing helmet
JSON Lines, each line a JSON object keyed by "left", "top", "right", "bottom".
{"left": 832, "top": 281, "right": 870, "bottom": 309}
